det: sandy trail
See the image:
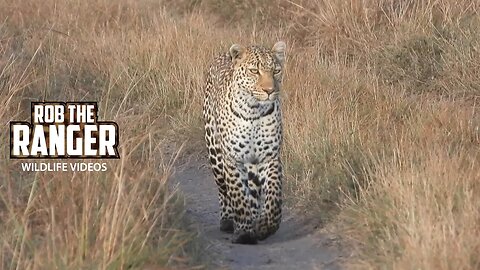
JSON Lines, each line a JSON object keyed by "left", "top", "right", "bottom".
{"left": 172, "top": 155, "right": 345, "bottom": 270}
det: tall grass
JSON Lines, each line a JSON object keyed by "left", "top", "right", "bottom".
{"left": 1, "top": 0, "right": 479, "bottom": 269}
{"left": 0, "top": 0, "right": 215, "bottom": 268}
{"left": 280, "top": 1, "right": 480, "bottom": 269}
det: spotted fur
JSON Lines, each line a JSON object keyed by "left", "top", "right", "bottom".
{"left": 203, "top": 42, "right": 286, "bottom": 244}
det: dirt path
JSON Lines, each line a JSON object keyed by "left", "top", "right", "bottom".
{"left": 172, "top": 155, "right": 345, "bottom": 270}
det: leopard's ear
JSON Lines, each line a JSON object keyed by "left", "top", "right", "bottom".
{"left": 272, "top": 41, "right": 286, "bottom": 64}
{"left": 229, "top": 44, "right": 246, "bottom": 63}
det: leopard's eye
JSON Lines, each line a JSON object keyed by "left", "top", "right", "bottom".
{"left": 273, "top": 68, "right": 281, "bottom": 74}
{"left": 249, "top": 68, "right": 259, "bottom": 74}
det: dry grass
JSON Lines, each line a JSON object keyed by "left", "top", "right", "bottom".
{"left": 1, "top": 0, "right": 479, "bottom": 269}
{"left": 280, "top": 1, "right": 480, "bottom": 269}
{"left": 0, "top": 0, "right": 213, "bottom": 268}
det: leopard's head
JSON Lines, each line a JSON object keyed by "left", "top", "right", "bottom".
{"left": 229, "top": 41, "right": 286, "bottom": 102}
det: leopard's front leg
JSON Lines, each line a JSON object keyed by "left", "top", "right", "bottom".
{"left": 256, "top": 158, "right": 283, "bottom": 240}
{"left": 224, "top": 158, "right": 258, "bottom": 244}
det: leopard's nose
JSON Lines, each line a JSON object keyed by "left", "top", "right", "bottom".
{"left": 263, "top": 87, "right": 274, "bottom": 94}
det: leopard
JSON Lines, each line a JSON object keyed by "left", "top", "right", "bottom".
{"left": 203, "top": 41, "right": 286, "bottom": 244}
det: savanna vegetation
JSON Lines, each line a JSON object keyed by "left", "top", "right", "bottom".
{"left": 1, "top": 0, "right": 479, "bottom": 269}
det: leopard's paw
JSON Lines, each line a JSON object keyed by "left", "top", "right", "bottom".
{"left": 220, "top": 219, "right": 234, "bottom": 233}
{"left": 232, "top": 231, "right": 257, "bottom": 245}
